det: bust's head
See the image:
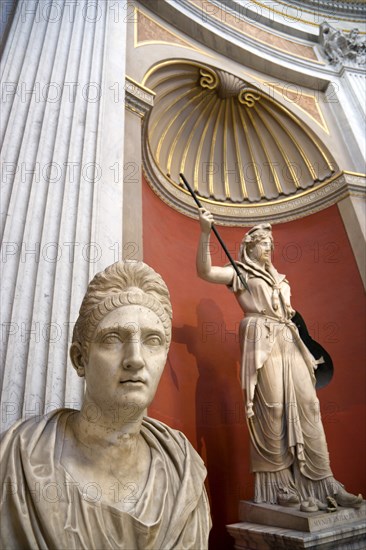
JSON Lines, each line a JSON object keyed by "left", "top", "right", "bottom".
{"left": 70, "top": 261, "right": 172, "bottom": 412}
{"left": 72, "top": 261, "right": 172, "bottom": 348}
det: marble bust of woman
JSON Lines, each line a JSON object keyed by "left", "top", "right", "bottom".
{"left": 1, "top": 261, "right": 211, "bottom": 549}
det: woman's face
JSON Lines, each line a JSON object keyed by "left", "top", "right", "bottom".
{"left": 248, "top": 237, "right": 272, "bottom": 266}
{"left": 82, "top": 305, "right": 168, "bottom": 415}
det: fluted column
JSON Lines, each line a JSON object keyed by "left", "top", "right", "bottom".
{"left": 328, "top": 65, "right": 366, "bottom": 288}
{"left": 324, "top": 63, "right": 365, "bottom": 171}
{"left": 340, "top": 65, "right": 366, "bottom": 165}
{"left": 338, "top": 173, "right": 366, "bottom": 289}
{"left": 1, "top": 0, "right": 127, "bottom": 431}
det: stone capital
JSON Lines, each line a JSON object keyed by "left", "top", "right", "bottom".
{"left": 124, "top": 76, "right": 155, "bottom": 118}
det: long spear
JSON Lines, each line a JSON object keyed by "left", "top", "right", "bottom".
{"left": 179, "top": 172, "right": 250, "bottom": 292}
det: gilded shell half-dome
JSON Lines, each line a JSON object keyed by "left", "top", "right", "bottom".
{"left": 142, "top": 61, "right": 338, "bottom": 223}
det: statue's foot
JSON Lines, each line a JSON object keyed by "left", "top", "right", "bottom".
{"left": 314, "top": 498, "right": 328, "bottom": 511}
{"left": 300, "top": 497, "right": 319, "bottom": 513}
{"left": 300, "top": 497, "right": 329, "bottom": 513}
{"left": 335, "top": 487, "right": 363, "bottom": 509}
{"left": 277, "top": 487, "right": 300, "bottom": 508}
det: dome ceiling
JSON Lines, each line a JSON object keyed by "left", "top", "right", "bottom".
{"left": 142, "top": 61, "right": 340, "bottom": 224}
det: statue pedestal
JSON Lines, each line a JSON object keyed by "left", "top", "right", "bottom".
{"left": 227, "top": 501, "right": 366, "bottom": 549}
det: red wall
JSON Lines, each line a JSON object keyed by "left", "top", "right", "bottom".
{"left": 143, "top": 177, "right": 366, "bottom": 549}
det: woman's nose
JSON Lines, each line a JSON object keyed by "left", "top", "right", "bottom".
{"left": 122, "top": 341, "right": 144, "bottom": 370}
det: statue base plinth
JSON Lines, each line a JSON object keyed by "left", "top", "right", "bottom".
{"left": 227, "top": 500, "right": 366, "bottom": 549}
{"left": 239, "top": 500, "right": 366, "bottom": 533}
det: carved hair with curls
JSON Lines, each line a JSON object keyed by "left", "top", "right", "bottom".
{"left": 72, "top": 261, "right": 172, "bottom": 348}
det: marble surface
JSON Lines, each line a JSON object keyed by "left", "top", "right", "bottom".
{"left": 0, "top": 0, "right": 126, "bottom": 432}
{"left": 227, "top": 516, "right": 366, "bottom": 549}
{"left": 239, "top": 500, "right": 366, "bottom": 533}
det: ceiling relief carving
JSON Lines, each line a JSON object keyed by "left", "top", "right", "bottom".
{"left": 319, "top": 22, "right": 366, "bottom": 66}
{"left": 142, "top": 61, "right": 341, "bottom": 225}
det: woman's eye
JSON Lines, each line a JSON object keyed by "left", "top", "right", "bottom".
{"left": 145, "top": 335, "right": 162, "bottom": 346}
{"left": 101, "top": 333, "right": 121, "bottom": 344}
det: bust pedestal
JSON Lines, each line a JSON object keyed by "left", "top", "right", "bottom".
{"left": 227, "top": 500, "right": 366, "bottom": 549}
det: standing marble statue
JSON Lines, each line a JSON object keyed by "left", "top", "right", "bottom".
{"left": 1, "top": 261, "right": 211, "bottom": 549}
{"left": 197, "top": 208, "right": 362, "bottom": 511}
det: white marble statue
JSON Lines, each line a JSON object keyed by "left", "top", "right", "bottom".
{"left": 196, "top": 208, "right": 363, "bottom": 511}
{"left": 1, "top": 261, "right": 211, "bottom": 549}
{"left": 319, "top": 21, "right": 366, "bottom": 65}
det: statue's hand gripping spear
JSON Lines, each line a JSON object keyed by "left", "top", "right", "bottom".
{"left": 179, "top": 173, "right": 251, "bottom": 293}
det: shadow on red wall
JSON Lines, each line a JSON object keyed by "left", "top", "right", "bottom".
{"left": 142, "top": 177, "right": 366, "bottom": 550}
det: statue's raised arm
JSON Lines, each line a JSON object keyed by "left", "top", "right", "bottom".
{"left": 196, "top": 207, "right": 235, "bottom": 285}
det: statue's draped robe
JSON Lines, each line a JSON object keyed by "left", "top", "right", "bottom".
{"left": 1, "top": 410, "right": 211, "bottom": 549}
{"left": 230, "top": 261, "right": 339, "bottom": 503}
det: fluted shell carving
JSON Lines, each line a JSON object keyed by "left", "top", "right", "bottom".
{"left": 216, "top": 70, "right": 246, "bottom": 98}
{"left": 143, "top": 61, "right": 336, "bottom": 205}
